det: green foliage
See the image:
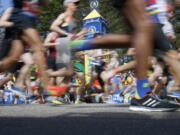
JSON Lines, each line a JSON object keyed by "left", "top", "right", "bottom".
{"left": 37, "top": 0, "right": 64, "bottom": 35}
{"left": 98, "top": 1, "right": 127, "bottom": 33}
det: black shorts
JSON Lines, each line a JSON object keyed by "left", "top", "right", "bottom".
{"left": 95, "top": 65, "right": 105, "bottom": 75}
{"left": 0, "top": 38, "right": 25, "bottom": 74}
{"left": 4, "top": 8, "right": 36, "bottom": 40}
{"left": 154, "top": 24, "right": 174, "bottom": 52}
{"left": 47, "top": 56, "right": 67, "bottom": 70}
{"left": 0, "top": 38, "right": 12, "bottom": 60}
{"left": 94, "top": 65, "right": 105, "bottom": 87}
{"left": 47, "top": 56, "right": 56, "bottom": 70}
{"left": 0, "top": 36, "right": 24, "bottom": 74}
{"left": 0, "top": 37, "right": 25, "bottom": 63}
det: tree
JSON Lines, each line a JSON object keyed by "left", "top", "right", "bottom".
{"left": 37, "top": 0, "right": 64, "bottom": 35}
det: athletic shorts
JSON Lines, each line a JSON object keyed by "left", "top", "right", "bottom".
{"left": 0, "top": 38, "right": 12, "bottom": 60}
{"left": 154, "top": 24, "right": 174, "bottom": 52}
{"left": 0, "top": 37, "right": 25, "bottom": 74}
{"left": 47, "top": 56, "right": 67, "bottom": 70}
{"left": 47, "top": 56, "right": 56, "bottom": 70}
{"left": 0, "top": 37, "right": 25, "bottom": 64}
{"left": 4, "top": 8, "right": 36, "bottom": 40}
{"left": 95, "top": 64, "right": 105, "bottom": 87}
{"left": 94, "top": 61, "right": 106, "bottom": 74}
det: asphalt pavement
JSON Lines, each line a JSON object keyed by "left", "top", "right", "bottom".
{"left": 0, "top": 104, "right": 179, "bottom": 135}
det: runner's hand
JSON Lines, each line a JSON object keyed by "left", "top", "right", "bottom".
{"left": 0, "top": 21, "right": 14, "bottom": 27}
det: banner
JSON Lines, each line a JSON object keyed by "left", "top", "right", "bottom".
{"left": 85, "top": 55, "right": 94, "bottom": 85}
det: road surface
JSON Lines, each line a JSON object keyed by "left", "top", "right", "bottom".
{"left": 0, "top": 104, "right": 179, "bottom": 135}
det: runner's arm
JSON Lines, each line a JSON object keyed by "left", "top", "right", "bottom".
{"left": 0, "top": 7, "right": 13, "bottom": 27}
{"left": 44, "top": 33, "right": 58, "bottom": 47}
{"left": 50, "top": 13, "right": 71, "bottom": 36}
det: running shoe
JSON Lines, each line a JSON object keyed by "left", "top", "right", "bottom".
{"left": 129, "top": 93, "right": 179, "bottom": 112}
{"left": 51, "top": 100, "right": 65, "bottom": 104}
{"left": 45, "top": 96, "right": 69, "bottom": 104}
{"left": 75, "top": 99, "right": 86, "bottom": 104}
{"left": 54, "top": 97, "right": 70, "bottom": 104}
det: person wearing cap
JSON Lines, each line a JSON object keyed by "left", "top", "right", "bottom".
{"left": 48, "top": 0, "right": 87, "bottom": 104}
{"left": 50, "top": 0, "right": 80, "bottom": 37}
{"left": 47, "top": 0, "right": 80, "bottom": 81}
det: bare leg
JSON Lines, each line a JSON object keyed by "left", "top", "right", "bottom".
{"left": 123, "top": 0, "right": 154, "bottom": 79}
{"left": 0, "top": 40, "right": 24, "bottom": 72}
{"left": 75, "top": 72, "right": 86, "bottom": 103}
{"left": 55, "top": 77, "right": 64, "bottom": 86}
{"left": 115, "top": 61, "right": 136, "bottom": 73}
{"left": 71, "top": 0, "right": 153, "bottom": 79}
{"left": 101, "top": 57, "right": 156, "bottom": 83}
{"left": 163, "top": 55, "right": 180, "bottom": 83}
{"left": 21, "top": 28, "right": 49, "bottom": 88}
{"left": 15, "top": 53, "right": 34, "bottom": 89}
{"left": 92, "top": 34, "right": 132, "bottom": 49}
{"left": 48, "top": 67, "right": 73, "bottom": 77}
{"left": 70, "top": 34, "right": 132, "bottom": 51}
{"left": 164, "top": 51, "right": 180, "bottom": 89}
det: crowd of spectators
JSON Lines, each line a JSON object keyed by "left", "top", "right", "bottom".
{"left": 0, "top": 48, "right": 179, "bottom": 105}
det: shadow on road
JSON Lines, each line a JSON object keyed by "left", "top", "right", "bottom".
{"left": 0, "top": 110, "right": 179, "bottom": 135}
